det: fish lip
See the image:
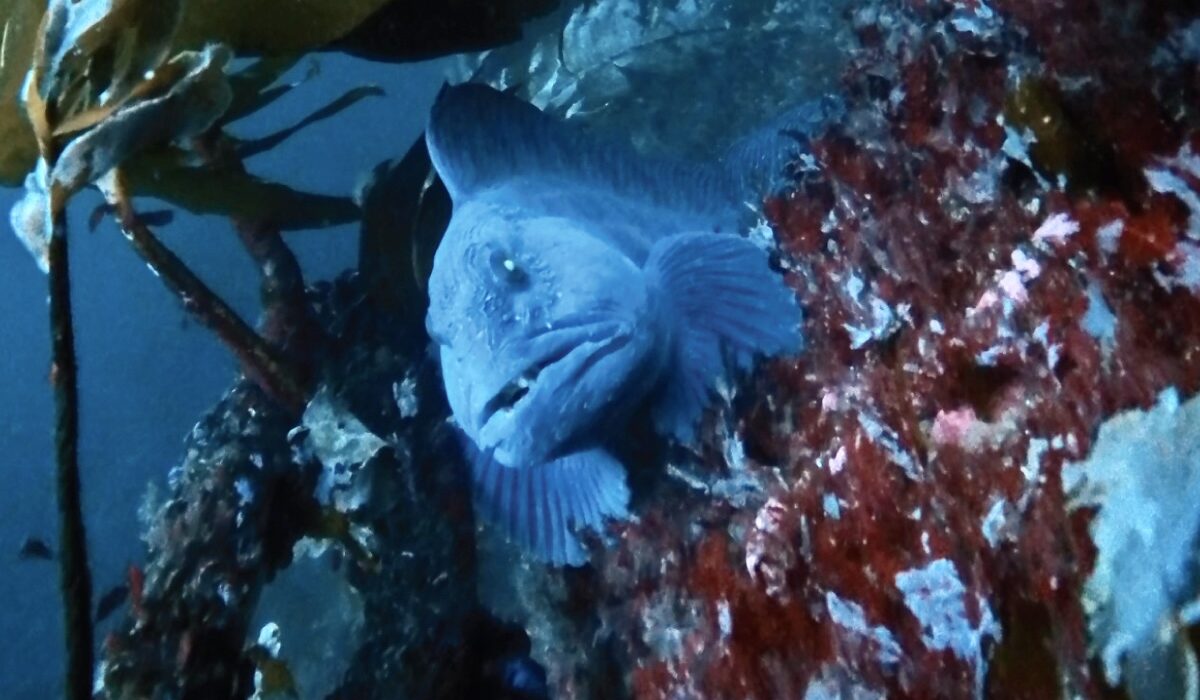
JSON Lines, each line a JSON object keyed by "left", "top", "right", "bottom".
{"left": 477, "top": 321, "right": 629, "bottom": 436}
{"left": 478, "top": 344, "right": 571, "bottom": 428}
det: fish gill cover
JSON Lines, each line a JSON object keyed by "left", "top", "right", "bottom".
{"left": 2, "top": 0, "right": 1200, "bottom": 699}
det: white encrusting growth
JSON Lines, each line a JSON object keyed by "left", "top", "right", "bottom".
{"left": 895, "top": 558, "right": 1000, "bottom": 699}
{"left": 825, "top": 591, "right": 902, "bottom": 666}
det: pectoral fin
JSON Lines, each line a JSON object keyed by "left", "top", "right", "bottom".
{"left": 646, "top": 231, "right": 803, "bottom": 444}
{"left": 471, "top": 446, "right": 630, "bottom": 566}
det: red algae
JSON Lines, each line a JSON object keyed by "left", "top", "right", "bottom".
{"left": 564, "top": 1, "right": 1200, "bottom": 699}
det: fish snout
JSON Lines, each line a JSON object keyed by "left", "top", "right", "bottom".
{"left": 475, "top": 314, "right": 662, "bottom": 467}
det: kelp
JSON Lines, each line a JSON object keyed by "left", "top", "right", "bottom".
{"left": 357, "top": 135, "right": 451, "bottom": 317}
{"left": 0, "top": 0, "right": 47, "bottom": 185}
{"left": 455, "top": 0, "right": 854, "bottom": 156}
{"left": 4, "top": 0, "right": 389, "bottom": 265}
{"left": 5, "top": 9, "right": 316, "bottom": 694}
{"left": 221, "top": 55, "right": 306, "bottom": 124}
{"left": 0, "top": 0, "right": 391, "bottom": 190}
{"left": 51, "top": 45, "right": 232, "bottom": 194}
{"left": 238, "top": 84, "right": 384, "bottom": 158}
{"left": 8, "top": 4, "right": 189, "bottom": 697}
{"left": 0, "top": 1, "right": 583, "bottom": 697}
{"left": 1, "top": 0, "right": 569, "bottom": 189}
{"left": 329, "top": 0, "right": 560, "bottom": 63}
{"left": 32, "top": 0, "right": 184, "bottom": 119}
{"left": 130, "top": 72, "right": 379, "bottom": 228}
{"left": 172, "top": 0, "right": 392, "bottom": 55}
{"left": 8, "top": 5, "right": 235, "bottom": 269}
{"left": 17, "top": 0, "right": 231, "bottom": 205}
{"left": 124, "top": 151, "right": 361, "bottom": 231}
{"left": 47, "top": 185, "right": 92, "bottom": 700}
{"left": 9, "top": 161, "right": 50, "bottom": 270}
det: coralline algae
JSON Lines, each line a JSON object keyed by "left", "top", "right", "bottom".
{"left": 501, "top": 1, "right": 1200, "bottom": 698}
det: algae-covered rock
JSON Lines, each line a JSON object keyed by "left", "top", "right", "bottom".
{"left": 1067, "top": 389, "right": 1200, "bottom": 700}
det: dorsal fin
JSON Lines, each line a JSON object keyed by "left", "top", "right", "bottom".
{"left": 425, "top": 83, "right": 736, "bottom": 226}
{"left": 722, "top": 95, "right": 845, "bottom": 197}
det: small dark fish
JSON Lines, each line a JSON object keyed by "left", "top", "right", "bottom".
{"left": 95, "top": 584, "right": 130, "bottom": 623}
{"left": 425, "top": 85, "right": 803, "bottom": 565}
{"left": 18, "top": 537, "right": 53, "bottom": 561}
{"left": 138, "top": 210, "right": 175, "bottom": 228}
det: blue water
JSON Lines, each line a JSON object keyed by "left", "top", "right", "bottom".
{"left": 0, "top": 54, "right": 448, "bottom": 698}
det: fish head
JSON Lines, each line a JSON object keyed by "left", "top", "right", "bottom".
{"left": 428, "top": 201, "right": 666, "bottom": 467}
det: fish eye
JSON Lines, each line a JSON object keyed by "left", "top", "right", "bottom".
{"left": 489, "top": 249, "right": 530, "bottom": 288}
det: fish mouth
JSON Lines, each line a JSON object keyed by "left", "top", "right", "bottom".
{"left": 479, "top": 346, "right": 571, "bottom": 425}
{"left": 478, "top": 320, "right": 628, "bottom": 434}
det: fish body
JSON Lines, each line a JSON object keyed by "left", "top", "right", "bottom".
{"left": 95, "top": 583, "right": 130, "bottom": 623}
{"left": 425, "top": 84, "right": 803, "bottom": 565}
{"left": 17, "top": 536, "right": 53, "bottom": 561}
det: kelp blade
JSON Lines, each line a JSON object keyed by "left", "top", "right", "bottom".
{"left": 125, "top": 151, "right": 361, "bottom": 231}
{"left": 0, "top": 0, "right": 46, "bottom": 186}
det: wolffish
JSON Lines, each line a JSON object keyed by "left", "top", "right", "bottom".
{"left": 425, "top": 84, "right": 803, "bottom": 565}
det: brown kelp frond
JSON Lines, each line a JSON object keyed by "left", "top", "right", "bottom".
{"left": 0, "top": 0, "right": 404, "bottom": 186}
{"left": 47, "top": 189, "right": 91, "bottom": 700}
{"left": 0, "top": 0, "right": 49, "bottom": 185}
{"left": 7, "top": 0, "right": 330, "bottom": 409}
{"left": 99, "top": 170, "right": 311, "bottom": 412}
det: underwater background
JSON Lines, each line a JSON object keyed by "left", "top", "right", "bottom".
{"left": 0, "top": 49, "right": 449, "bottom": 696}
{"left": 2, "top": 1, "right": 1200, "bottom": 698}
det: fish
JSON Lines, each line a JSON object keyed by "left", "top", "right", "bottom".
{"left": 18, "top": 536, "right": 53, "bottom": 561}
{"left": 95, "top": 583, "right": 130, "bottom": 623}
{"left": 424, "top": 84, "right": 804, "bottom": 565}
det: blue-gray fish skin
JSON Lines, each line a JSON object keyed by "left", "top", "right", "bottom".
{"left": 424, "top": 84, "right": 803, "bottom": 565}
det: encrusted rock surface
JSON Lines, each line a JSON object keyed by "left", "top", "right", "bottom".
{"left": 503, "top": 2, "right": 1200, "bottom": 698}
{"left": 102, "top": 275, "right": 543, "bottom": 699}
